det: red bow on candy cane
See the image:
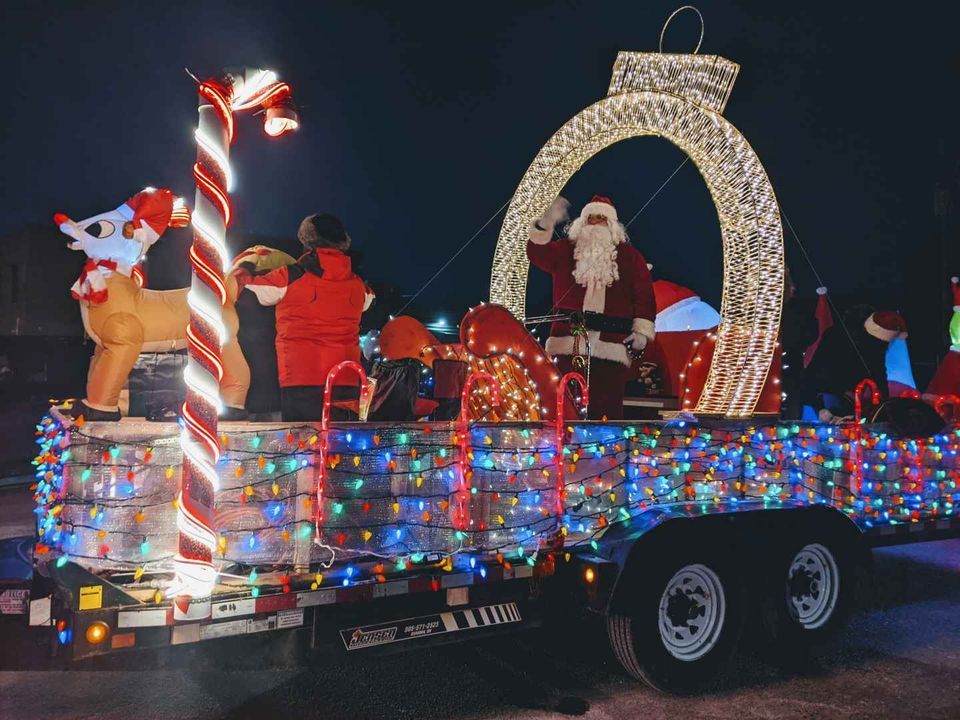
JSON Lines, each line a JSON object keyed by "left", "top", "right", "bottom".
{"left": 70, "top": 259, "right": 144, "bottom": 304}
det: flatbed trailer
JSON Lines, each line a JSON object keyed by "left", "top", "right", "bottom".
{"left": 7, "top": 411, "right": 959, "bottom": 693}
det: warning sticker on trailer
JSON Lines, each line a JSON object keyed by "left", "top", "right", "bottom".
{"left": 0, "top": 589, "right": 29, "bottom": 615}
{"left": 340, "top": 602, "right": 521, "bottom": 651}
{"left": 78, "top": 585, "right": 102, "bottom": 611}
{"left": 277, "top": 608, "right": 304, "bottom": 629}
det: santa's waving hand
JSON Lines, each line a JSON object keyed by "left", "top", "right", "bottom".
{"left": 527, "top": 195, "right": 656, "bottom": 420}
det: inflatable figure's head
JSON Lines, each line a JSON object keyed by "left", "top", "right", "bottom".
{"left": 54, "top": 187, "right": 190, "bottom": 265}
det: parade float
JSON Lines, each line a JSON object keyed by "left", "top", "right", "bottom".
{"left": 22, "top": 8, "right": 960, "bottom": 694}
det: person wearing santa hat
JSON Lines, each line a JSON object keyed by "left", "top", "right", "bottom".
{"left": 527, "top": 195, "right": 656, "bottom": 419}
{"left": 232, "top": 213, "right": 375, "bottom": 421}
{"left": 802, "top": 304, "right": 906, "bottom": 419}
{"left": 925, "top": 277, "right": 960, "bottom": 400}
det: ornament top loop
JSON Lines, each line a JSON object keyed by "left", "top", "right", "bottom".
{"left": 659, "top": 5, "right": 704, "bottom": 54}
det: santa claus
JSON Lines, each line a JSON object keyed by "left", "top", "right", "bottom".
{"left": 527, "top": 195, "right": 656, "bottom": 419}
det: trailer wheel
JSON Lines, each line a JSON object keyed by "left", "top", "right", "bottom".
{"left": 760, "top": 530, "right": 855, "bottom": 651}
{"left": 607, "top": 550, "right": 744, "bottom": 694}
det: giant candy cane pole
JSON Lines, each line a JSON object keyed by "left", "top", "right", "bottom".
{"left": 171, "top": 68, "right": 298, "bottom": 611}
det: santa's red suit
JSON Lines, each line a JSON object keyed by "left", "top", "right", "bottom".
{"left": 527, "top": 196, "right": 656, "bottom": 419}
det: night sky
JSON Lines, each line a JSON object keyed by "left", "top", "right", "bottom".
{"left": 3, "top": 1, "right": 960, "bottom": 374}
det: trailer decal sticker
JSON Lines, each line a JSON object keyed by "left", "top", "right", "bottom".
{"left": 117, "top": 608, "right": 168, "bottom": 628}
{"left": 78, "top": 585, "right": 102, "bottom": 611}
{"left": 212, "top": 598, "right": 256, "bottom": 620}
{"left": 0, "top": 589, "right": 29, "bottom": 615}
{"left": 247, "top": 616, "right": 276, "bottom": 634}
{"left": 344, "top": 625, "right": 399, "bottom": 650}
{"left": 171, "top": 623, "right": 200, "bottom": 645}
{"left": 340, "top": 603, "right": 521, "bottom": 651}
{"left": 297, "top": 589, "right": 337, "bottom": 607}
{"left": 200, "top": 619, "right": 248, "bottom": 640}
{"left": 29, "top": 597, "right": 51, "bottom": 626}
{"left": 277, "top": 608, "right": 304, "bottom": 629}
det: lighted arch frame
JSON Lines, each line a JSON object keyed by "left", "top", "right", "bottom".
{"left": 490, "top": 52, "right": 784, "bottom": 417}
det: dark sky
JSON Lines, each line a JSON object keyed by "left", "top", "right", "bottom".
{"left": 3, "top": 1, "right": 960, "bottom": 368}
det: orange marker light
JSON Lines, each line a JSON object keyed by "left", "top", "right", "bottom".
{"left": 85, "top": 621, "right": 110, "bottom": 645}
{"left": 584, "top": 567, "right": 596, "bottom": 584}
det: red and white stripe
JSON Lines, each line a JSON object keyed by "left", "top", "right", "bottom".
{"left": 172, "top": 68, "right": 297, "bottom": 614}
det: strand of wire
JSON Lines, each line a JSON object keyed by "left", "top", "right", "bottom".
{"left": 396, "top": 197, "right": 513, "bottom": 315}
{"left": 780, "top": 207, "right": 872, "bottom": 377}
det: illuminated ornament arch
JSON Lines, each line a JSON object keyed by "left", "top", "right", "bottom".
{"left": 489, "top": 51, "right": 784, "bottom": 417}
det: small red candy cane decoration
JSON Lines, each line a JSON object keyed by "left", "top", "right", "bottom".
{"left": 315, "top": 361, "right": 369, "bottom": 550}
{"left": 173, "top": 68, "right": 297, "bottom": 612}
{"left": 555, "top": 373, "right": 588, "bottom": 518}
{"left": 935, "top": 394, "right": 960, "bottom": 425}
{"left": 851, "top": 378, "right": 879, "bottom": 496}
{"left": 456, "top": 372, "right": 500, "bottom": 532}
{"left": 854, "top": 378, "right": 879, "bottom": 424}
{"left": 898, "top": 389, "right": 921, "bottom": 400}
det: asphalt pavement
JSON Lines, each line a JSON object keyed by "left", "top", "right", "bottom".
{"left": 1, "top": 484, "right": 959, "bottom": 719}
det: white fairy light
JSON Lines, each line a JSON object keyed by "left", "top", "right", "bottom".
{"left": 194, "top": 128, "right": 234, "bottom": 191}
{"left": 489, "top": 50, "right": 783, "bottom": 417}
{"left": 187, "top": 290, "right": 228, "bottom": 343}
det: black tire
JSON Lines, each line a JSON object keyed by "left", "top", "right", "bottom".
{"left": 759, "top": 528, "right": 856, "bottom": 653}
{"left": 606, "top": 548, "right": 744, "bottom": 694}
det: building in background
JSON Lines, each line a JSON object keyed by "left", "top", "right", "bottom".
{"left": 0, "top": 225, "right": 83, "bottom": 337}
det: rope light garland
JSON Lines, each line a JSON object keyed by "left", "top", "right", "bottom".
{"left": 173, "top": 68, "right": 298, "bottom": 612}
{"left": 490, "top": 49, "right": 784, "bottom": 418}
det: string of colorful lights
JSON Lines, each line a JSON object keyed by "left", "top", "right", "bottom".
{"left": 33, "top": 410, "right": 959, "bottom": 599}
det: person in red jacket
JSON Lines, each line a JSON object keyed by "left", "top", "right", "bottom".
{"left": 234, "top": 214, "right": 374, "bottom": 421}
{"left": 527, "top": 195, "right": 656, "bottom": 420}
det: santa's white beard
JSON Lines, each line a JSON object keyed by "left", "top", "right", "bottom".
{"left": 571, "top": 224, "right": 619, "bottom": 288}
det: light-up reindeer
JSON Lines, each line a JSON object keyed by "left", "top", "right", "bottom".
{"left": 55, "top": 187, "right": 249, "bottom": 420}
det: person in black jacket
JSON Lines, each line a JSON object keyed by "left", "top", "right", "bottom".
{"left": 802, "top": 305, "right": 903, "bottom": 419}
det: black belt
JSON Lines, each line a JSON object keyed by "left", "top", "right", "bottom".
{"left": 569, "top": 311, "right": 632, "bottom": 335}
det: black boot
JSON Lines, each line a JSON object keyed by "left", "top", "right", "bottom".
{"left": 63, "top": 400, "right": 121, "bottom": 422}
{"left": 220, "top": 406, "right": 249, "bottom": 421}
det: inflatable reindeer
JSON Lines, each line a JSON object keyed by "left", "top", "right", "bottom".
{"left": 56, "top": 188, "right": 250, "bottom": 420}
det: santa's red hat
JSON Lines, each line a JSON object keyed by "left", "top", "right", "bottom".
{"left": 951, "top": 276, "right": 960, "bottom": 312}
{"left": 121, "top": 188, "right": 178, "bottom": 243}
{"left": 652, "top": 279, "right": 720, "bottom": 332}
{"left": 580, "top": 195, "right": 618, "bottom": 223}
{"left": 864, "top": 310, "right": 907, "bottom": 342}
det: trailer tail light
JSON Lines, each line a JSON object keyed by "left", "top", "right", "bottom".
{"left": 573, "top": 556, "right": 617, "bottom": 611}
{"left": 56, "top": 619, "right": 72, "bottom": 645}
{"left": 85, "top": 621, "right": 110, "bottom": 645}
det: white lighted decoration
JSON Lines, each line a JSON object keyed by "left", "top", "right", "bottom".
{"left": 172, "top": 68, "right": 297, "bottom": 610}
{"left": 490, "top": 43, "right": 784, "bottom": 417}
